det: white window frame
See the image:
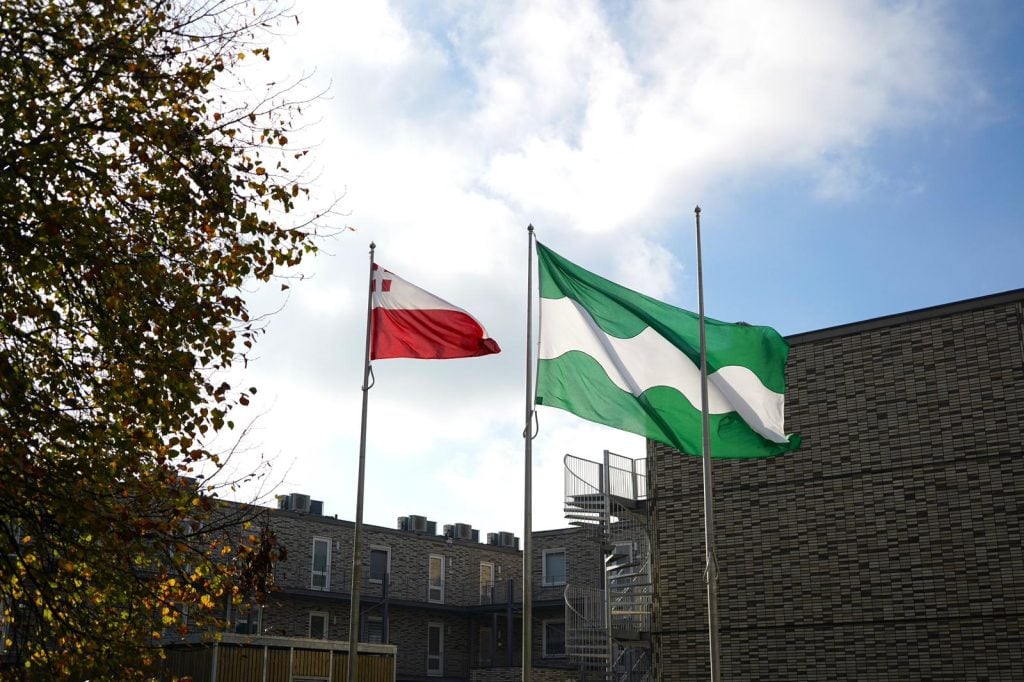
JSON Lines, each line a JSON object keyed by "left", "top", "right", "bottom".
{"left": 542, "top": 618, "right": 566, "bottom": 658}
{"left": 426, "top": 621, "right": 444, "bottom": 677}
{"left": 542, "top": 548, "right": 567, "bottom": 586}
{"left": 369, "top": 545, "right": 391, "bottom": 585}
{"left": 308, "top": 611, "right": 328, "bottom": 640}
{"left": 479, "top": 561, "right": 495, "bottom": 604}
{"left": 311, "top": 537, "right": 331, "bottom": 591}
{"left": 428, "top": 554, "right": 445, "bottom": 603}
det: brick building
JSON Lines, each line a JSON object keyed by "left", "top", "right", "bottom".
{"left": 648, "top": 289, "right": 1024, "bottom": 680}
{"left": 169, "top": 288, "right": 1022, "bottom": 682}
{"left": 238, "top": 501, "right": 604, "bottom": 681}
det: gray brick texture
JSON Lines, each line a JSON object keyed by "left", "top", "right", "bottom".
{"left": 260, "top": 514, "right": 595, "bottom": 679}
{"left": 649, "top": 298, "right": 1024, "bottom": 680}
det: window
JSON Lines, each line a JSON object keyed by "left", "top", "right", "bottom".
{"left": 311, "top": 537, "right": 331, "bottom": 591}
{"left": 542, "top": 548, "right": 566, "bottom": 586}
{"left": 309, "top": 611, "right": 328, "bottom": 640}
{"left": 369, "top": 546, "right": 390, "bottom": 585}
{"left": 479, "top": 561, "right": 495, "bottom": 604}
{"left": 365, "top": 615, "right": 385, "bottom": 644}
{"left": 609, "top": 541, "right": 638, "bottom": 589}
{"left": 234, "top": 604, "right": 262, "bottom": 635}
{"left": 428, "top": 554, "right": 445, "bottom": 603}
{"left": 543, "top": 619, "right": 566, "bottom": 657}
{"left": 426, "top": 622, "right": 444, "bottom": 676}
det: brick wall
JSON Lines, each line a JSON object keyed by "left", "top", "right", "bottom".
{"left": 650, "top": 294, "right": 1024, "bottom": 680}
{"left": 531, "top": 527, "right": 604, "bottom": 602}
{"left": 270, "top": 515, "right": 523, "bottom": 606}
{"left": 262, "top": 512, "right": 530, "bottom": 679}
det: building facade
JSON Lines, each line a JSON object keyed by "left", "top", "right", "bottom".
{"left": 168, "top": 289, "right": 1023, "bottom": 682}
{"left": 224, "top": 502, "right": 605, "bottom": 682}
{"left": 649, "top": 289, "right": 1024, "bottom": 680}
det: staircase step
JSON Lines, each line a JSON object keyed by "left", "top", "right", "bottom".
{"left": 565, "top": 501, "right": 602, "bottom": 512}
{"left": 568, "top": 521, "right": 601, "bottom": 530}
{"left": 566, "top": 500, "right": 606, "bottom": 509}
{"left": 568, "top": 493, "right": 606, "bottom": 501}
{"left": 608, "top": 567, "right": 648, "bottom": 576}
{"left": 568, "top": 651, "right": 610, "bottom": 658}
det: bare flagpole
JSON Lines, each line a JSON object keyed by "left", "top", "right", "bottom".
{"left": 347, "top": 242, "right": 376, "bottom": 682}
{"left": 695, "top": 207, "right": 723, "bottom": 681}
{"left": 522, "top": 225, "right": 536, "bottom": 682}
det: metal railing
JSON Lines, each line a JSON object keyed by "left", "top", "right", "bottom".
{"left": 564, "top": 583, "right": 608, "bottom": 672}
{"left": 564, "top": 581, "right": 652, "bottom": 681}
{"left": 564, "top": 452, "right": 647, "bottom": 506}
{"left": 564, "top": 451, "right": 654, "bottom": 682}
{"left": 284, "top": 571, "right": 521, "bottom": 609}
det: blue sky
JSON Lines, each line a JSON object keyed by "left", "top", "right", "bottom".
{"left": 217, "top": 0, "right": 1024, "bottom": 536}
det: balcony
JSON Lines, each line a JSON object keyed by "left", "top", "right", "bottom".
{"left": 276, "top": 570, "right": 526, "bottom": 611}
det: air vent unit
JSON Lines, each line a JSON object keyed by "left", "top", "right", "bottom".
{"left": 289, "top": 493, "right": 311, "bottom": 514}
{"left": 409, "top": 515, "right": 428, "bottom": 533}
{"left": 486, "top": 533, "right": 498, "bottom": 545}
{"left": 499, "top": 531, "right": 517, "bottom": 548}
{"left": 455, "top": 523, "right": 474, "bottom": 541}
{"left": 398, "top": 516, "right": 410, "bottom": 531}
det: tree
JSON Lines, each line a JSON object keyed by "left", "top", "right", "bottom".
{"left": 0, "top": 0, "right": 327, "bottom": 677}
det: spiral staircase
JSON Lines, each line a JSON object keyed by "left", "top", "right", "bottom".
{"left": 563, "top": 451, "right": 653, "bottom": 682}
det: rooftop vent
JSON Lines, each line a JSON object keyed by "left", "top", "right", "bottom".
{"left": 275, "top": 493, "right": 322, "bottom": 515}
{"left": 444, "top": 523, "right": 476, "bottom": 541}
{"left": 399, "top": 515, "right": 435, "bottom": 534}
{"left": 487, "top": 531, "right": 519, "bottom": 549}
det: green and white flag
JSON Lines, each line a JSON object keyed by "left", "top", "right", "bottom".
{"left": 535, "top": 242, "right": 800, "bottom": 458}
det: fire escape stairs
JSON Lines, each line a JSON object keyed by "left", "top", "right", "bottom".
{"left": 563, "top": 452, "right": 654, "bottom": 682}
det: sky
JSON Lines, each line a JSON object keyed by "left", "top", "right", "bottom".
{"left": 210, "top": 0, "right": 1024, "bottom": 537}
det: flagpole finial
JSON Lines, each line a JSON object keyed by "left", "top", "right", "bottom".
{"left": 369, "top": 241, "right": 376, "bottom": 250}
{"left": 527, "top": 224, "right": 534, "bottom": 234}
{"left": 694, "top": 205, "right": 701, "bottom": 215}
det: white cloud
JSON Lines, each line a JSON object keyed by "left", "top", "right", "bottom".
{"left": 480, "top": 0, "right": 962, "bottom": 228}
{"left": 217, "top": 0, "right": 975, "bottom": 534}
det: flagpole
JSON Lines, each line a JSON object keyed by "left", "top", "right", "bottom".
{"left": 347, "top": 242, "right": 376, "bottom": 682}
{"left": 522, "top": 224, "right": 536, "bottom": 682}
{"left": 695, "top": 206, "right": 723, "bottom": 681}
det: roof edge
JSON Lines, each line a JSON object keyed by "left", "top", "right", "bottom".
{"left": 786, "top": 288, "right": 1024, "bottom": 345}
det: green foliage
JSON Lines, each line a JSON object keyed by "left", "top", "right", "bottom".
{"left": 0, "top": 0, "right": 322, "bottom": 678}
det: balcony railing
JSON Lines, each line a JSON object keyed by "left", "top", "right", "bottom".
{"left": 565, "top": 452, "right": 648, "bottom": 508}
{"left": 280, "top": 570, "right": 523, "bottom": 609}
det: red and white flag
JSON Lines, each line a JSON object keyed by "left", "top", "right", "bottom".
{"left": 371, "top": 264, "right": 501, "bottom": 360}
